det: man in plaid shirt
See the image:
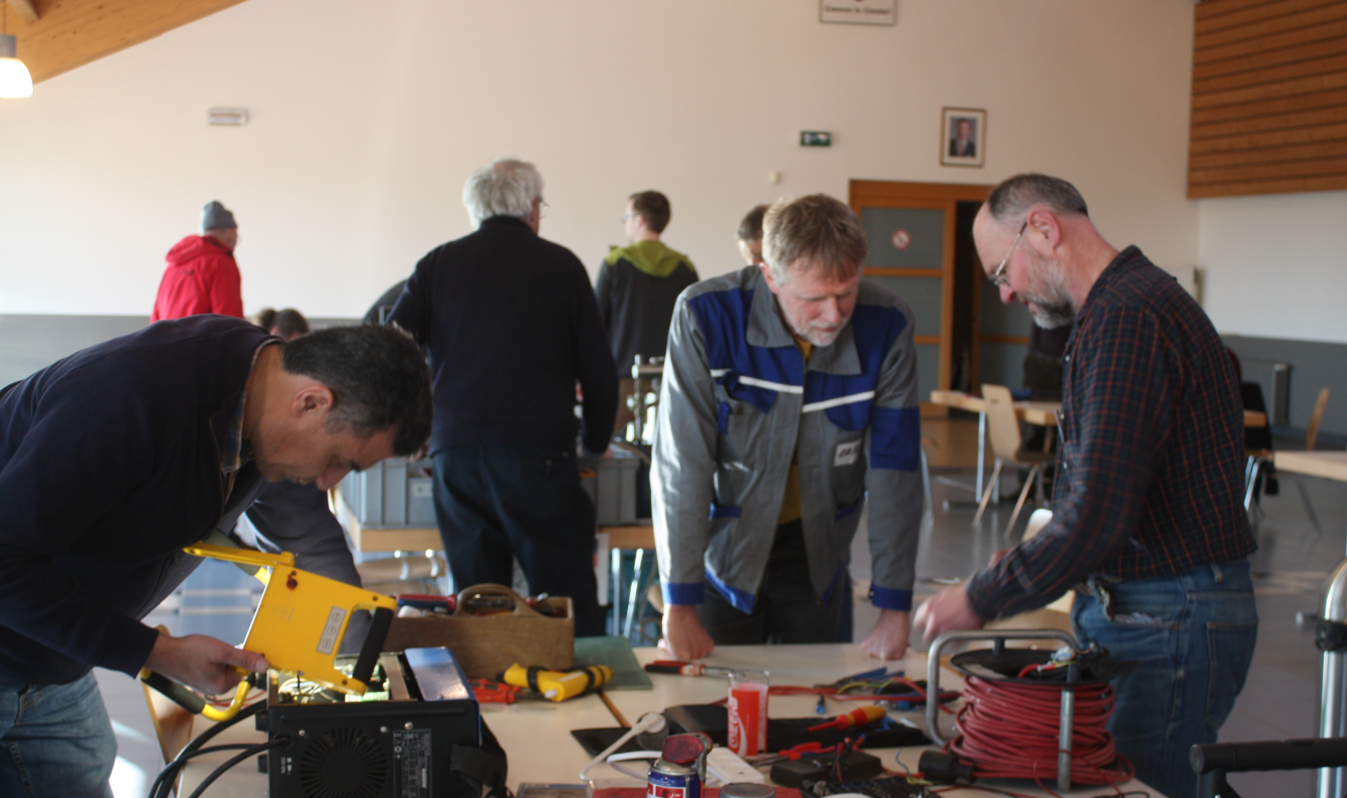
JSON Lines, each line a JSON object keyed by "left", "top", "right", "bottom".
{"left": 916, "top": 174, "right": 1257, "bottom": 798}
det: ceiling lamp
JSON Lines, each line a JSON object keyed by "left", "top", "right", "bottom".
{"left": 0, "top": 3, "right": 33, "bottom": 99}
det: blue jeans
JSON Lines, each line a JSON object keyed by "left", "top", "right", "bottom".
{"left": 0, "top": 672, "right": 116, "bottom": 798}
{"left": 1071, "top": 560, "right": 1258, "bottom": 798}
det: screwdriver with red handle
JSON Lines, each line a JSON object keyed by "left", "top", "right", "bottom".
{"left": 643, "top": 659, "right": 736, "bottom": 677}
{"left": 806, "top": 705, "right": 886, "bottom": 733}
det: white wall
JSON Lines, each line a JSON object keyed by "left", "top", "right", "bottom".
{"left": 0, "top": 0, "right": 1199, "bottom": 318}
{"left": 1199, "top": 190, "right": 1347, "bottom": 345}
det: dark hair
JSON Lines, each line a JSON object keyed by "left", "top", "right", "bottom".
{"left": 253, "top": 307, "right": 279, "bottom": 330}
{"left": 280, "top": 325, "right": 432, "bottom": 456}
{"left": 737, "top": 204, "right": 769, "bottom": 243}
{"left": 985, "top": 173, "right": 1090, "bottom": 222}
{"left": 272, "top": 308, "right": 310, "bottom": 339}
{"left": 629, "top": 190, "right": 671, "bottom": 233}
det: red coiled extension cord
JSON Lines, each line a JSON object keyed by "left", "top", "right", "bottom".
{"left": 945, "top": 675, "right": 1134, "bottom": 794}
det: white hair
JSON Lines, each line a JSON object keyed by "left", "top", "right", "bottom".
{"left": 462, "top": 157, "right": 544, "bottom": 227}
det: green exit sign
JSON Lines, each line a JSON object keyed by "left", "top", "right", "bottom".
{"left": 800, "top": 131, "right": 832, "bottom": 147}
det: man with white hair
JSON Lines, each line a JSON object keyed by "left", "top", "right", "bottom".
{"left": 653, "top": 194, "right": 923, "bottom": 661}
{"left": 389, "top": 157, "right": 617, "bottom": 636}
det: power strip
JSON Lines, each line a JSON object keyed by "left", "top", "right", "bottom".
{"left": 707, "top": 746, "right": 766, "bottom": 784}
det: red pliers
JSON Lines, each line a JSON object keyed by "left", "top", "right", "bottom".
{"left": 469, "top": 679, "right": 522, "bottom": 704}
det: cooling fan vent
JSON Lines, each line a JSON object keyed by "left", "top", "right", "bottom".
{"left": 297, "top": 726, "right": 390, "bottom": 798}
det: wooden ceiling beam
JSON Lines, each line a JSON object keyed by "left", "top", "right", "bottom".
{"left": 4, "top": 0, "right": 251, "bottom": 84}
{"left": 6, "top": 0, "right": 40, "bottom": 24}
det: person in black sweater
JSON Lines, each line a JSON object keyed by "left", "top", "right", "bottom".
{"left": 0, "top": 318, "right": 431, "bottom": 797}
{"left": 389, "top": 157, "right": 618, "bottom": 636}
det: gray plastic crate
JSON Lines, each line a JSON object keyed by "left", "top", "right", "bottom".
{"left": 582, "top": 450, "right": 640, "bottom": 525}
{"left": 340, "top": 458, "right": 436, "bottom": 528}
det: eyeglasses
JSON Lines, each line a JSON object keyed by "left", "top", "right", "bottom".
{"left": 988, "top": 221, "right": 1027, "bottom": 287}
{"left": 619, "top": 212, "right": 638, "bottom": 222}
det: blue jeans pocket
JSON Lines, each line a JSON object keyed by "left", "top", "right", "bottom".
{"left": 1205, "top": 618, "right": 1258, "bottom": 729}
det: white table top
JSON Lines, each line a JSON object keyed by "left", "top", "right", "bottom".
{"left": 176, "top": 643, "right": 1163, "bottom": 797}
{"left": 1276, "top": 450, "right": 1347, "bottom": 482}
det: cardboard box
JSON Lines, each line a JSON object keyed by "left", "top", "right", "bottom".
{"left": 382, "top": 584, "right": 574, "bottom": 679}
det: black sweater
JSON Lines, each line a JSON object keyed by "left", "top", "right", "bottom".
{"left": 0, "top": 316, "right": 274, "bottom": 684}
{"left": 390, "top": 216, "right": 618, "bottom": 454}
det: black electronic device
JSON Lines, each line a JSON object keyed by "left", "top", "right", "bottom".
{"left": 802, "top": 776, "right": 937, "bottom": 798}
{"left": 770, "top": 749, "right": 883, "bottom": 787}
{"left": 258, "top": 647, "right": 505, "bottom": 798}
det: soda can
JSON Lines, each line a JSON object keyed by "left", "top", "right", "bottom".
{"left": 727, "top": 669, "right": 769, "bottom": 757}
{"left": 647, "top": 760, "right": 699, "bottom": 798}
{"left": 647, "top": 734, "right": 710, "bottom": 798}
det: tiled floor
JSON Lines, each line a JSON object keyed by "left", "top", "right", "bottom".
{"left": 98, "top": 436, "right": 1343, "bottom": 797}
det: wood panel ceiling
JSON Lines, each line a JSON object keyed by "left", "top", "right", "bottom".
{"left": 1189, "top": 0, "right": 1347, "bottom": 197}
{"left": 2, "top": 0, "right": 249, "bottom": 85}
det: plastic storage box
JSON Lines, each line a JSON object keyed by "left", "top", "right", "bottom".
{"left": 339, "top": 458, "right": 435, "bottom": 528}
{"left": 581, "top": 449, "right": 641, "bottom": 525}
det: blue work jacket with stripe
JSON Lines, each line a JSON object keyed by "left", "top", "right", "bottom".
{"left": 652, "top": 265, "right": 923, "bottom": 614}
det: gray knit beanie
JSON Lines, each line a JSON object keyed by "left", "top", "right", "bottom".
{"left": 201, "top": 200, "right": 237, "bottom": 231}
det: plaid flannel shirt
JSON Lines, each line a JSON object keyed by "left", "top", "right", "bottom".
{"left": 967, "top": 246, "right": 1256, "bottom": 620}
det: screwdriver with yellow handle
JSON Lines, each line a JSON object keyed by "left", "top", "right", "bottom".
{"left": 500, "top": 662, "right": 613, "bottom": 702}
{"left": 806, "top": 705, "right": 886, "bottom": 733}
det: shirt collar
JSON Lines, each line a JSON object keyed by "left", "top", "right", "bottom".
{"left": 745, "top": 266, "right": 862, "bottom": 376}
{"left": 1077, "top": 245, "right": 1146, "bottom": 324}
{"left": 222, "top": 340, "right": 279, "bottom": 476}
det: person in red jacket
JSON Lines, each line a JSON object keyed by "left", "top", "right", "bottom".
{"left": 150, "top": 200, "right": 243, "bottom": 321}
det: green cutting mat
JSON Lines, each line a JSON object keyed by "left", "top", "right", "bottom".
{"left": 573, "top": 636, "right": 652, "bottom": 690}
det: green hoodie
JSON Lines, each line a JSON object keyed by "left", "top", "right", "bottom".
{"left": 605, "top": 240, "right": 696, "bottom": 279}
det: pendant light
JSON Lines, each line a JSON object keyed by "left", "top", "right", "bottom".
{"left": 0, "top": 2, "right": 34, "bottom": 99}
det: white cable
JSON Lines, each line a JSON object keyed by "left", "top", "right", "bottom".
{"left": 605, "top": 751, "right": 663, "bottom": 780}
{"left": 578, "top": 712, "right": 667, "bottom": 781}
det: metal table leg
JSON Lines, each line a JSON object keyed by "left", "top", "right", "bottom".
{"left": 610, "top": 548, "right": 623, "bottom": 637}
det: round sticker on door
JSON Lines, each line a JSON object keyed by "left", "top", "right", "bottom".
{"left": 891, "top": 229, "right": 911, "bottom": 250}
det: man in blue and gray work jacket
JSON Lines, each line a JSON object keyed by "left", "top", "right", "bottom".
{"left": 653, "top": 193, "right": 923, "bottom": 661}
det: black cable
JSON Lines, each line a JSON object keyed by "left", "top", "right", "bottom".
{"left": 147, "top": 700, "right": 265, "bottom": 798}
{"left": 186, "top": 738, "right": 288, "bottom": 798}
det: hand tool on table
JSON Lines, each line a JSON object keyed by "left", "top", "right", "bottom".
{"left": 644, "top": 659, "right": 736, "bottom": 676}
{"left": 751, "top": 741, "right": 831, "bottom": 765}
{"left": 139, "top": 542, "right": 396, "bottom": 721}
{"left": 807, "top": 705, "right": 886, "bottom": 733}
{"left": 500, "top": 662, "right": 613, "bottom": 701}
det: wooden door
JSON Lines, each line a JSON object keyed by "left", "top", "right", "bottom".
{"left": 849, "top": 180, "right": 1008, "bottom": 414}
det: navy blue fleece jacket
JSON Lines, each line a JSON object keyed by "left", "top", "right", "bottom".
{"left": 389, "top": 215, "right": 618, "bottom": 454}
{"left": 0, "top": 316, "right": 274, "bottom": 684}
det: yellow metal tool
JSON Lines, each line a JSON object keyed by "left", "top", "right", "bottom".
{"left": 500, "top": 662, "right": 613, "bottom": 702}
{"left": 141, "top": 543, "right": 398, "bottom": 720}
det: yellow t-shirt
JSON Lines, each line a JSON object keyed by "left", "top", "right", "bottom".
{"left": 777, "top": 337, "right": 812, "bottom": 525}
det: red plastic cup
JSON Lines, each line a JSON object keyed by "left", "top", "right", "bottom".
{"left": 726, "top": 669, "right": 769, "bottom": 756}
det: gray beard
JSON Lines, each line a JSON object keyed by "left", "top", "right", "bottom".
{"left": 1030, "top": 301, "right": 1075, "bottom": 330}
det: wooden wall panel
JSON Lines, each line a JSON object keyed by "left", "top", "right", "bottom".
{"left": 1189, "top": 0, "right": 1347, "bottom": 197}
{"left": 2, "top": 0, "right": 250, "bottom": 84}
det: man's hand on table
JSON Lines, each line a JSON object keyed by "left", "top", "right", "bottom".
{"left": 913, "top": 583, "right": 985, "bottom": 644}
{"left": 860, "top": 608, "right": 911, "bottom": 659}
{"left": 143, "top": 630, "right": 269, "bottom": 695}
{"left": 660, "top": 604, "right": 715, "bottom": 660}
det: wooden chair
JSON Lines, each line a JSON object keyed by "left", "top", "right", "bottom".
{"left": 973, "top": 384, "right": 1054, "bottom": 536}
{"left": 1246, "top": 387, "right": 1329, "bottom": 532}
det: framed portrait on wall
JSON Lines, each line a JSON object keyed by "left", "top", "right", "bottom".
{"left": 941, "top": 107, "right": 985, "bottom": 168}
